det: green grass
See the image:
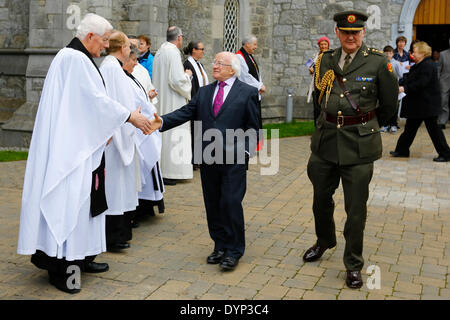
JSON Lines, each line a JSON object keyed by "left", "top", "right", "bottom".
{"left": 0, "top": 121, "right": 315, "bottom": 161}
{"left": 263, "top": 120, "right": 315, "bottom": 139}
{"left": 0, "top": 151, "right": 28, "bottom": 162}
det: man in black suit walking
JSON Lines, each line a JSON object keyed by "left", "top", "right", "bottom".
{"left": 150, "top": 52, "right": 260, "bottom": 271}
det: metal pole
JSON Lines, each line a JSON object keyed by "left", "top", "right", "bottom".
{"left": 285, "top": 89, "right": 294, "bottom": 123}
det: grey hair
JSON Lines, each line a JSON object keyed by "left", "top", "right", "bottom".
{"left": 230, "top": 54, "right": 241, "bottom": 78}
{"left": 76, "top": 13, "right": 113, "bottom": 39}
{"left": 242, "top": 35, "right": 257, "bottom": 46}
{"left": 129, "top": 44, "right": 140, "bottom": 57}
{"left": 167, "top": 26, "right": 182, "bottom": 42}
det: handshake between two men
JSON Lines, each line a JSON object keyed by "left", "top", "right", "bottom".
{"left": 128, "top": 107, "right": 162, "bottom": 135}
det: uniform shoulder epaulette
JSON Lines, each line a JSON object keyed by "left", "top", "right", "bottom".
{"left": 369, "top": 48, "right": 384, "bottom": 56}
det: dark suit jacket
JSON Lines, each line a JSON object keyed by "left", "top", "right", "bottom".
{"left": 161, "top": 78, "right": 260, "bottom": 165}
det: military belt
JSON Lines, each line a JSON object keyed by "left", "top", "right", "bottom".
{"left": 325, "top": 110, "right": 377, "bottom": 127}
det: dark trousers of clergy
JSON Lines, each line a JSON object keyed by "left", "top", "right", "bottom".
{"left": 105, "top": 212, "right": 133, "bottom": 245}
{"left": 31, "top": 250, "right": 96, "bottom": 284}
{"left": 307, "top": 153, "right": 374, "bottom": 271}
{"left": 200, "top": 163, "right": 247, "bottom": 259}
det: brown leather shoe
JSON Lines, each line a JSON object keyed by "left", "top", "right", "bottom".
{"left": 303, "top": 243, "right": 335, "bottom": 262}
{"left": 346, "top": 270, "right": 363, "bottom": 289}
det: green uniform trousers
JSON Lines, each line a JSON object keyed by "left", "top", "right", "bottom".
{"left": 307, "top": 153, "right": 374, "bottom": 271}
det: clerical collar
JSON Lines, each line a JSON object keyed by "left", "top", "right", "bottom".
{"left": 66, "top": 37, "right": 105, "bottom": 87}
{"left": 67, "top": 37, "right": 93, "bottom": 60}
{"left": 115, "top": 57, "right": 124, "bottom": 67}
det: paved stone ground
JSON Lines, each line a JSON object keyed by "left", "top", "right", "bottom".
{"left": 0, "top": 121, "right": 449, "bottom": 300}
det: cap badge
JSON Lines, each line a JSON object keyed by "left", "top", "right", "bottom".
{"left": 347, "top": 15, "right": 356, "bottom": 24}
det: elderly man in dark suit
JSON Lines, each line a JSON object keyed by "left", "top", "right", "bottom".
{"left": 150, "top": 52, "right": 260, "bottom": 271}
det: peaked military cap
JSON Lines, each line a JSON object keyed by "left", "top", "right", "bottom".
{"left": 333, "top": 10, "right": 368, "bottom": 31}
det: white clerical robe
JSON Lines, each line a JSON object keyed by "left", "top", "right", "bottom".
{"left": 152, "top": 42, "right": 193, "bottom": 179}
{"left": 17, "top": 48, "right": 130, "bottom": 261}
{"left": 100, "top": 55, "right": 141, "bottom": 215}
{"left": 133, "top": 63, "right": 158, "bottom": 105}
{"left": 129, "top": 72, "right": 164, "bottom": 201}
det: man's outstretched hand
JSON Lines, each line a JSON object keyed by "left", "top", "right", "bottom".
{"left": 128, "top": 107, "right": 154, "bottom": 135}
{"left": 150, "top": 113, "right": 162, "bottom": 131}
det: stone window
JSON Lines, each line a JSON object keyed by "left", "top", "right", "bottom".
{"left": 223, "top": 0, "right": 239, "bottom": 52}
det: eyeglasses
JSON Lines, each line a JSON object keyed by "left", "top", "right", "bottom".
{"left": 195, "top": 48, "right": 205, "bottom": 51}
{"left": 212, "top": 61, "right": 231, "bottom": 67}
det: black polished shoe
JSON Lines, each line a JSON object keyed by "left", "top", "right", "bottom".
{"left": 433, "top": 156, "right": 450, "bottom": 162}
{"left": 84, "top": 262, "right": 109, "bottom": 273}
{"left": 303, "top": 243, "right": 336, "bottom": 262}
{"left": 207, "top": 250, "right": 226, "bottom": 264}
{"left": 48, "top": 271, "right": 81, "bottom": 294}
{"left": 107, "top": 242, "right": 130, "bottom": 252}
{"left": 389, "top": 151, "right": 409, "bottom": 158}
{"left": 163, "top": 178, "right": 177, "bottom": 185}
{"left": 346, "top": 270, "right": 363, "bottom": 289}
{"left": 220, "top": 256, "right": 239, "bottom": 271}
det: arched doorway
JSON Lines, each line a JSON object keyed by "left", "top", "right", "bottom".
{"left": 413, "top": 0, "right": 450, "bottom": 52}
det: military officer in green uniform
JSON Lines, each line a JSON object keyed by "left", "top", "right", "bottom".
{"left": 302, "top": 10, "right": 398, "bottom": 289}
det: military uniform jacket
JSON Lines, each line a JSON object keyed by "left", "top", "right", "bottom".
{"left": 311, "top": 43, "right": 398, "bottom": 165}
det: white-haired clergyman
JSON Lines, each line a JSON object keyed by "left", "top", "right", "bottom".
{"left": 17, "top": 13, "right": 153, "bottom": 294}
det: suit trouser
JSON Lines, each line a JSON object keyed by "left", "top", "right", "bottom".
{"left": 307, "top": 153, "right": 374, "bottom": 271}
{"left": 395, "top": 117, "right": 450, "bottom": 158}
{"left": 438, "top": 86, "right": 449, "bottom": 125}
{"left": 200, "top": 163, "right": 247, "bottom": 259}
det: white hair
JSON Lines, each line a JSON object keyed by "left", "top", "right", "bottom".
{"left": 242, "top": 35, "right": 257, "bottom": 46}
{"left": 230, "top": 54, "right": 241, "bottom": 78}
{"left": 76, "top": 13, "right": 113, "bottom": 39}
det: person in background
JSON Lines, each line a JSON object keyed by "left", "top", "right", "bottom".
{"left": 437, "top": 39, "right": 450, "bottom": 129}
{"left": 236, "top": 35, "right": 264, "bottom": 149}
{"left": 432, "top": 50, "right": 440, "bottom": 66}
{"left": 152, "top": 26, "right": 193, "bottom": 186}
{"left": 183, "top": 40, "right": 209, "bottom": 171}
{"left": 394, "top": 36, "right": 410, "bottom": 70}
{"left": 380, "top": 45, "right": 404, "bottom": 134}
{"left": 129, "top": 36, "right": 158, "bottom": 106}
{"left": 307, "top": 36, "right": 330, "bottom": 125}
{"left": 138, "top": 34, "right": 154, "bottom": 80}
{"left": 390, "top": 41, "right": 450, "bottom": 162}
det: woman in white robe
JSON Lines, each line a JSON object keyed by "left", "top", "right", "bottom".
{"left": 123, "top": 46, "right": 165, "bottom": 224}
{"left": 100, "top": 31, "right": 142, "bottom": 251}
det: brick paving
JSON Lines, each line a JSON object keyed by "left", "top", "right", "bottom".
{"left": 0, "top": 121, "right": 449, "bottom": 300}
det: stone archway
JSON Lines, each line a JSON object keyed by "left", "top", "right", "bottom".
{"left": 391, "top": 0, "right": 421, "bottom": 49}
